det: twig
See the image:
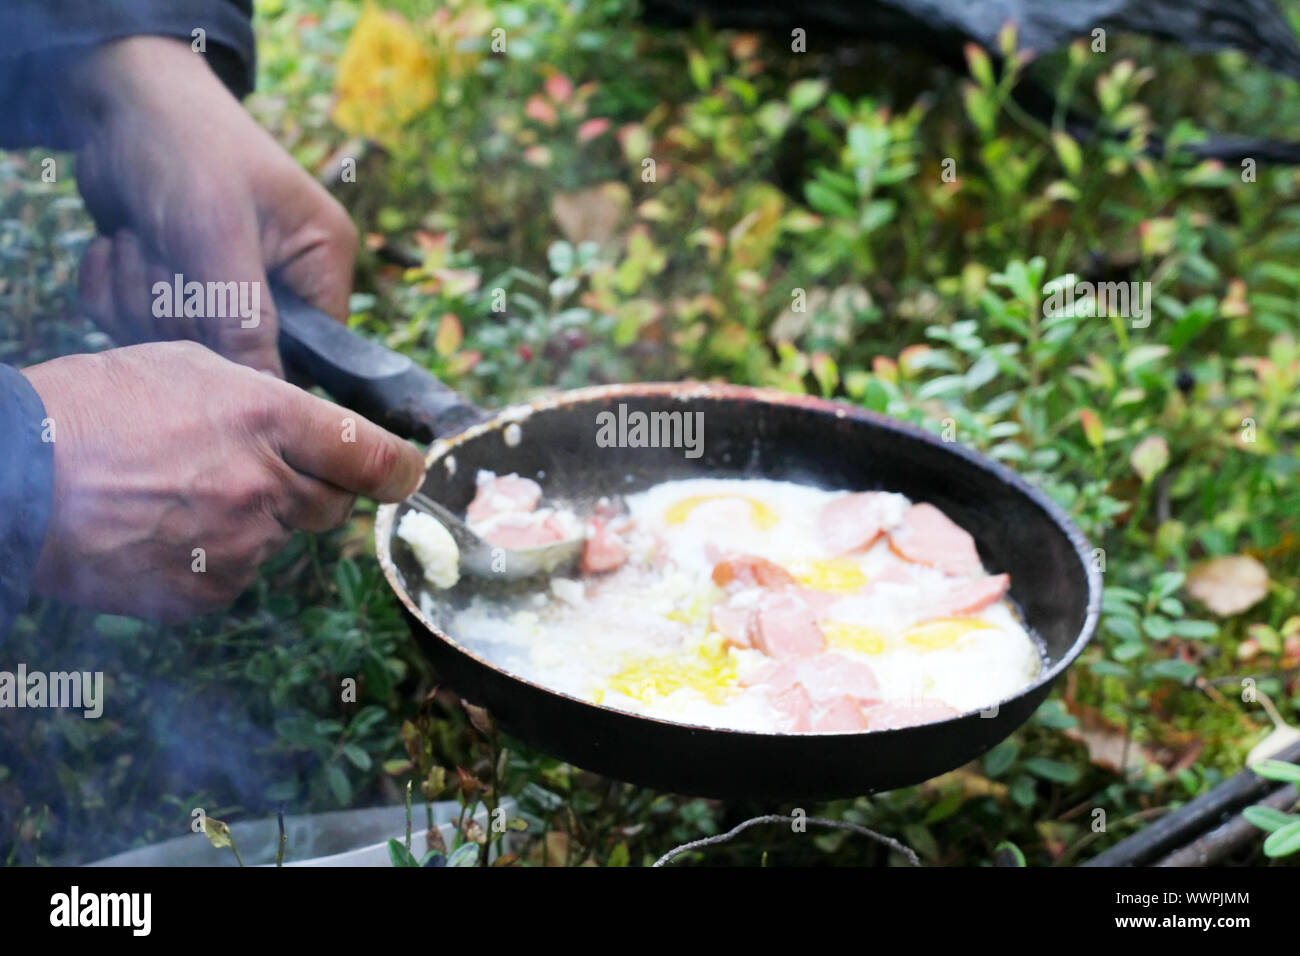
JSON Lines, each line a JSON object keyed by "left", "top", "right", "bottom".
{"left": 404, "top": 780, "right": 413, "bottom": 853}
{"left": 275, "top": 808, "right": 286, "bottom": 868}
{"left": 652, "top": 814, "right": 920, "bottom": 868}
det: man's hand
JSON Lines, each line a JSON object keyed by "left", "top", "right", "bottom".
{"left": 20, "top": 341, "right": 425, "bottom": 621}
{"left": 72, "top": 36, "right": 357, "bottom": 376}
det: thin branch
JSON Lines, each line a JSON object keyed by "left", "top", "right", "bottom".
{"left": 653, "top": 814, "right": 920, "bottom": 868}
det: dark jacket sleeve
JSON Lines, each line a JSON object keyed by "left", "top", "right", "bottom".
{"left": 0, "top": 0, "right": 256, "bottom": 149}
{"left": 0, "top": 365, "right": 55, "bottom": 639}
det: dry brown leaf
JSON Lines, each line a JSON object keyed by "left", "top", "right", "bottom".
{"left": 1064, "top": 724, "right": 1159, "bottom": 775}
{"left": 551, "top": 182, "right": 630, "bottom": 244}
{"left": 1187, "top": 555, "right": 1270, "bottom": 616}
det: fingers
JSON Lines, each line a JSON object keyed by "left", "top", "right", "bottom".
{"left": 271, "top": 184, "right": 358, "bottom": 324}
{"left": 79, "top": 236, "right": 117, "bottom": 333}
{"left": 276, "top": 470, "right": 358, "bottom": 533}
{"left": 167, "top": 192, "right": 284, "bottom": 377}
{"left": 272, "top": 385, "right": 426, "bottom": 502}
{"left": 80, "top": 231, "right": 200, "bottom": 344}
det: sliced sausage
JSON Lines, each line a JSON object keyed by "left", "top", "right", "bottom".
{"left": 752, "top": 592, "right": 825, "bottom": 658}
{"left": 813, "top": 696, "right": 868, "bottom": 732}
{"left": 478, "top": 512, "right": 567, "bottom": 549}
{"left": 818, "top": 492, "right": 893, "bottom": 556}
{"left": 466, "top": 473, "right": 542, "bottom": 524}
{"left": 746, "top": 654, "right": 881, "bottom": 706}
{"left": 888, "top": 503, "right": 984, "bottom": 576}
{"left": 710, "top": 600, "right": 756, "bottom": 649}
{"left": 863, "top": 700, "right": 959, "bottom": 730}
{"left": 711, "top": 554, "right": 797, "bottom": 590}
{"left": 773, "top": 683, "right": 812, "bottom": 732}
{"left": 920, "top": 573, "right": 1010, "bottom": 620}
{"left": 580, "top": 518, "right": 629, "bottom": 574}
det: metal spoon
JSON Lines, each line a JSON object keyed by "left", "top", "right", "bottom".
{"left": 404, "top": 491, "right": 585, "bottom": 582}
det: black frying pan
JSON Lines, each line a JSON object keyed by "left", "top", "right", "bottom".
{"left": 276, "top": 287, "right": 1102, "bottom": 800}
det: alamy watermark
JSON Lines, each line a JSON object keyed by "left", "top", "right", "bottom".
{"left": 152, "top": 274, "right": 261, "bottom": 328}
{"left": 1044, "top": 279, "right": 1151, "bottom": 329}
{"left": 595, "top": 403, "right": 704, "bottom": 459}
{"left": 0, "top": 663, "right": 104, "bottom": 718}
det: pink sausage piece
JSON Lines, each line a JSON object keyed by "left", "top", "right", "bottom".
{"left": 920, "top": 573, "right": 1010, "bottom": 621}
{"left": 817, "top": 492, "right": 891, "bottom": 556}
{"left": 813, "top": 696, "right": 868, "bottom": 732}
{"left": 752, "top": 592, "right": 825, "bottom": 658}
{"left": 710, "top": 600, "right": 756, "bottom": 649}
{"left": 466, "top": 474, "right": 543, "bottom": 524}
{"left": 888, "top": 503, "right": 984, "bottom": 577}
{"left": 773, "top": 683, "right": 813, "bottom": 733}
{"left": 479, "top": 512, "right": 567, "bottom": 550}
{"left": 795, "top": 655, "right": 882, "bottom": 706}
{"left": 795, "top": 588, "right": 841, "bottom": 621}
{"left": 748, "top": 654, "right": 882, "bottom": 707}
{"left": 864, "top": 700, "right": 959, "bottom": 731}
{"left": 712, "top": 554, "right": 797, "bottom": 591}
{"left": 580, "top": 519, "right": 629, "bottom": 575}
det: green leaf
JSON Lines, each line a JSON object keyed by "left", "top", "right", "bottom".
{"left": 1168, "top": 619, "right": 1217, "bottom": 640}
{"left": 1021, "top": 757, "right": 1081, "bottom": 785}
{"left": 1242, "top": 805, "right": 1296, "bottom": 833}
{"left": 687, "top": 49, "right": 711, "bottom": 91}
{"left": 983, "top": 739, "right": 1019, "bottom": 777}
{"left": 1051, "top": 132, "right": 1082, "bottom": 178}
{"left": 1263, "top": 820, "right": 1300, "bottom": 858}
{"left": 1010, "top": 774, "right": 1037, "bottom": 807}
{"left": 388, "top": 838, "right": 418, "bottom": 867}
{"left": 994, "top": 841, "right": 1027, "bottom": 866}
{"left": 447, "top": 843, "right": 480, "bottom": 867}
{"left": 1252, "top": 760, "right": 1300, "bottom": 784}
{"left": 965, "top": 43, "right": 995, "bottom": 88}
{"left": 788, "top": 78, "right": 828, "bottom": 113}
{"left": 1143, "top": 615, "right": 1172, "bottom": 640}
{"left": 1145, "top": 659, "right": 1199, "bottom": 682}
{"left": 326, "top": 763, "right": 352, "bottom": 806}
{"left": 334, "top": 558, "right": 363, "bottom": 608}
{"left": 607, "top": 842, "right": 630, "bottom": 867}
{"left": 342, "top": 743, "right": 372, "bottom": 771}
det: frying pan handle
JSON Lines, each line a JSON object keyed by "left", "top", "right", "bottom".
{"left": 273, "top": 281, "right": 486, "bottom": 443}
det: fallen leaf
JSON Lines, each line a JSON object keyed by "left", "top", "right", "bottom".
{"left": 551, "top": 182, "right": 629, "bottom": 244}
{"left": 1187, "top": 555, "right": 1270, "bottom": 616}
{"left": 1065, "top": 724, "right": 1158, "bottom": 774}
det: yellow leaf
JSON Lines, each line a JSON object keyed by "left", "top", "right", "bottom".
{"left": 332, "top": 3, "right": 435, "bottom": 146}
{"left": 435, "top": 313, "right": 463, "bottom": 357}
{"left": 203, "top": 817, "right": 233, "bottom": 849}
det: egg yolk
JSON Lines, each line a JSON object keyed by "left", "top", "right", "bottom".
{"left": 904, "top": 617, "right": 994, "bottom": 651}
{"left": 795, "top": 559, "right": 868, "bottom": 593}
{"left": 822, "top": 621, "right": 890, "bottom": 655}
{"left": 602, "top": 634, "right": 738, "bottom": 704}
{"left": 663, "top": 494, "right": 780, "bottom": 530}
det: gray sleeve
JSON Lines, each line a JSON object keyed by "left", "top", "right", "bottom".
{"left": 0, "top": 0, "right": 256, "bottom": 148}
{"left": 0, "top": 365, "right": 55, "bottom": 640}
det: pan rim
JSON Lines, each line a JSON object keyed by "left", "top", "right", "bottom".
{"left": 374, "top": 381, "right": 1103, "bottom": 739}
